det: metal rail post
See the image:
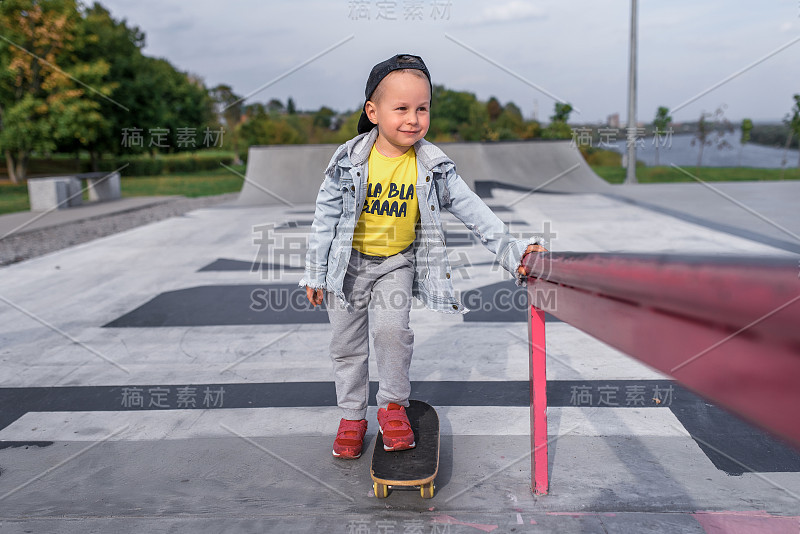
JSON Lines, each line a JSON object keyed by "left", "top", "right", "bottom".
{"left": 528, "top": 288, "right": 548, "bottom": 495}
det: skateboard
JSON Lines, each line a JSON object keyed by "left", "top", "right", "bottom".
{"left": 370, "top": 400, "right": 440, "bottom": 499}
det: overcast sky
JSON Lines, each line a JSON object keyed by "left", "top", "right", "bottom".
{"left": 98, "top": 0, "right": 800, "bottom": 124}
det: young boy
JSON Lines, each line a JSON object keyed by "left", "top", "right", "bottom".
{"left": 300, "top": 54, "right": 547, "bottom": 459}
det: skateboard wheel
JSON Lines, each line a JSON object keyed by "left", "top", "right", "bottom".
{"left": 374, "top": 482, "right": 388, "bottom": 499}
{"left": 420, "top": 482, "right": 434, "bottom": 499}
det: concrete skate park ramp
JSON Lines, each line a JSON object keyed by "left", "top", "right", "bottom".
{"left": 235, "top": 139, "right": 609, "bottom": 206}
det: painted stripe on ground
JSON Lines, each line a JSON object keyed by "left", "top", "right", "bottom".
{"left": 0, "top": 406, "right": 686, "bottom": 441}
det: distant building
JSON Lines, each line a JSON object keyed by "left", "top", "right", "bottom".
{"left": 607, "top": 113, "right": 620, "bottom": 128}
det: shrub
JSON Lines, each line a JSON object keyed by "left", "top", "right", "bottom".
{"left": 96, "top": 152, "right": 236, "bottom": 176}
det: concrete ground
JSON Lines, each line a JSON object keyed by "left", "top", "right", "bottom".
{"left": 608, "top": 180, "right": 800, "bottom": 255}
{"left": 0, "top": 183, "right": 799, "bottom": 533}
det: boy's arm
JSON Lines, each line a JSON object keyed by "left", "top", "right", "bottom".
{"left": 300, "top": 172, "right": 345, "bottom": 291}
{"left": 439, "top": 168, "right": 547, "bottom": 284}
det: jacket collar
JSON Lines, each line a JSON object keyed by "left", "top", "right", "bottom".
{"left": 342, "top": 128, "right": 454, "bottom": 172}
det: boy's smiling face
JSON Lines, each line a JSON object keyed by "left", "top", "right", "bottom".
{"left": 364, "top": 70, "right": 431, "bottom": 158}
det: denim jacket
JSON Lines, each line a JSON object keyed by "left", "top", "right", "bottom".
{"left": 300, "top": 127, "right": 544, "bottom": 314}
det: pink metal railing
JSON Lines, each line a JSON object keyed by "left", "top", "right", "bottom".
{"left": 524, "top": 252, "right": 800, "bottom": 495}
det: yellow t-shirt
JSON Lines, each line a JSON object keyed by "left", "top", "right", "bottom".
{"left": 352, "top": 145, "right": 420, "bottom": 256}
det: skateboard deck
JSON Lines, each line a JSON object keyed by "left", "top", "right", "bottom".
{"left": 370, "top": 400, "right": 440, "bottom": 499}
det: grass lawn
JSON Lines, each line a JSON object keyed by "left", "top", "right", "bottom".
{"left": 593, "top": 166, "right": 800, "bottom": 184}
{"left": 0, "top": 166, "right": 246, "bottom": 216}
{"left": 120, "top": 166, "right": 246, "bottom": 198}
{"left": 0, "top": 182, "right": 30, "bottom": 215}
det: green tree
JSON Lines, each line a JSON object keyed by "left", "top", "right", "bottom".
{"left": 551, "top": 102, "right": 573, "bottom": 122}
{"left": 494, "top": 102, "right": 524, "bottom": 140}
{"left": 330, "top": 109, "right": 361, "bottom": 142}
{"left": 210, "top": 84, "right": 244, "bottom": 162}
{"left": 287, "top": 96, "right": 296, "bottom": 114}
{"left": 59, "top": 3, "right": 215, "bottom": 163}
{"left": 0, "top": 0, "right": 112, "bottom": 182}
{"left": 239, "top": 105, "right": 304, "bottom": 146}
{"left": 244, "top": 102, "right": 266, "bottom": 117}
{"left": 740, "top": 118, "right": 753, "bottom": 145}
{"left": 267, "top": 98, "right": 284, "bottom": 113}
{"left": 739, "top": 118, "right": 753, "bottom": 166}
{"left": 691, "top": 105, "right": 733, "bottom": 170}
{"left": 486, "top": 96, "right": 502, "bottom": 121}
{"left": 653, "top": 106, "right": 672, "bottom": 166}
{"left": 313, "top": 106, "right": 336, "bottom": 129}
{"left": 68, "top": 2, "right": 144, "bottom": 168}
{"left": 459, "top": 99, "right": 490, "bottom": 141}
{"left": 521, "top": 119, "right": 541, "bottom": 139}
{"left": 542, "top": 102, "right": 573, "bottom": 139}
{"left": 783, "top": 94, "right": 800, "bottom": 170}
{"left": 426, "top": 85, "right": 484, "bottom": 141}
{"left": 128, "top": 56, "right": 215, "bottom": 156}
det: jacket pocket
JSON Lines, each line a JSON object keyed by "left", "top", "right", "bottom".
{"left": 339, "top": 177, "right": 356, "bottom": 212}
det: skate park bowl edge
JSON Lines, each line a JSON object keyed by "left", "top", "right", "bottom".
{"left": 234, "top": 139, "right": 610, "bottom": 206}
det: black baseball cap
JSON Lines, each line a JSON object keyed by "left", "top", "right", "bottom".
{"left": 357, "top": 54, "right": 432, "bottom": 135}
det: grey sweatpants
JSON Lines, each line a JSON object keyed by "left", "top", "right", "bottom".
{"left": 326, "top": 245, "right": 415, "bottom": 420}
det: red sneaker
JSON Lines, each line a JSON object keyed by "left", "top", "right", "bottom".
{"left": 332, "top": 418, "right": 368, "bottom": 459}
{"left": 377, "top": 403, "right": 416, "bottom": 451}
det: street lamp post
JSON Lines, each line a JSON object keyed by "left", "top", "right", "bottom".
{"left": 625, "top": 0, "right": 638, "bottom": 184}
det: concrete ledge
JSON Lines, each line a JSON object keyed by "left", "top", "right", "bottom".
{"left": 27, "top": 176, "right": 82, "bottom": 211}
{"left": 0, "top": 196, "right": 180, "bottom": 238}
{"left": 27, "top": 172, "right": 121, "bottom": 211}
{"left": 87, "top": 171, "right": 121, "bottom": 202}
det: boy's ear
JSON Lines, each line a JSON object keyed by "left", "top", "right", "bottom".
{"left": 364, "top": 100, "right": 378, "bottom": 126}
